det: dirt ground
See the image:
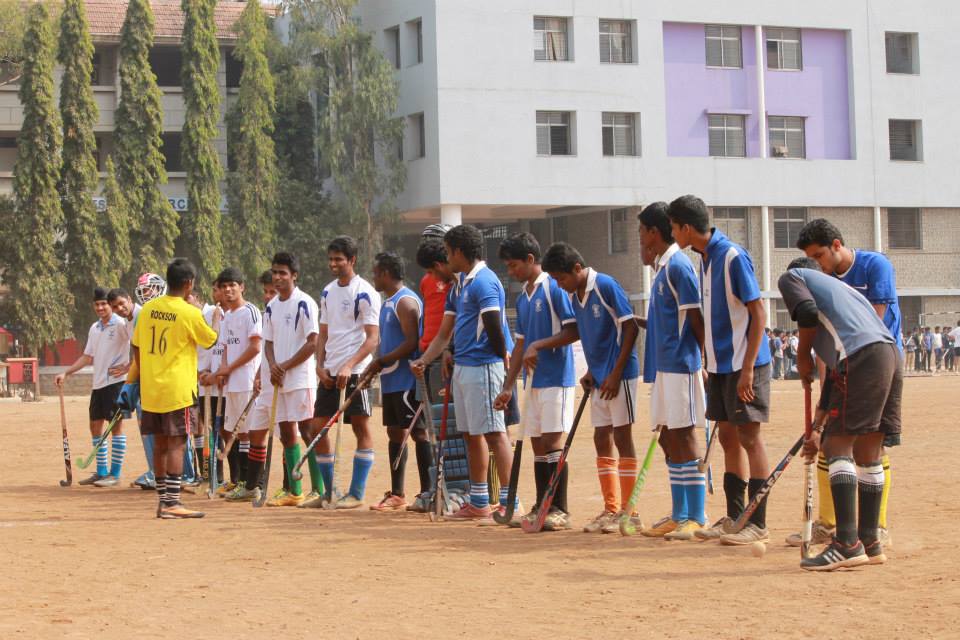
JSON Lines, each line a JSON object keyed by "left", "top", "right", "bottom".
{"left": 2, "top": 375, "right": 959, "bottom": 640}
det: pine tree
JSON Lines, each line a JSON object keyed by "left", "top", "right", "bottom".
{"left": 58, "top": 0, "right": 113, "bottom": 340}
{"left": 101, "top": 157, "right": 131, "bottom": 276}
{"left": 8, "top": 3, "right": 72, "bottom": 354}
{"left": 178, "top": 0, "right": 223, "bottom": 292}
{"left": 114, "top": 0, "right": 177, "bottom": 277}
{"left": 226, "top": 0, "right": 278, "bottom": 282}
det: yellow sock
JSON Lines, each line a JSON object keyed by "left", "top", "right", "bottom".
{"left": 879, "top": 454, "right": 891, "bottom": 529}
{"left": 817, "top": 452, "right": 836, "bottom": 527}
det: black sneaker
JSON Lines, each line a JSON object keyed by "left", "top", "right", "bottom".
{"left": 801, "top": 538, "right": 869, "bottom": 571}
{"left": 78, "top": 473, "right": 105, "bottom": 486}
{"left": 864, "top": 540, "right": 887, "bottom": 565}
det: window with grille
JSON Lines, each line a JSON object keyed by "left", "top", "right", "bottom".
{"left": 768, "top": 116, "right": 805, "bottom": 158}
{"left": 705, "top": 25, "right": 742, "bottom": 68}
{"left": 160, "top": 132, "right": 183, "bottom": 172}
{"left": 600, "top": 20, "right": 632, "bottom": 63}
{"left": 889, "top": 119, "right": 922, "bottom": 161}
{"left": 887, "top": 208, "right": 921, "bottom": 249}
{"left": 708, "top": 114, "right": 746, "bottom": 157}
{"left": 885, "top": 32, "right": 918, "bottom": 74}
{"left": 766, "top": 27, "right": 802, "bottom": 70}
{"left": 773, "top": 207, "right": 807, "bottom": 249}
{"left": 149, "top": 47, "right": 182, "bottom": 87}
{"left": 537, "top": 111, "right": 573, "bottom": 156}
{"left": 552, "top": 216, "right": 569, "bottom": 243}
{"left": 609, "top": 209, "right": 629, "bottom": 254}
{"left": 534, "top": 17, "right": 569, "bottom": 61}
{"left": 91, "top": 51, "right": 102, "bottom": 85}
{"left": 712, "top": 207, "right": 750, "bottom": 248}
{"left": 414, "top": 19, "right": 423, "bottom": 64}
{"left": 602, "top": 112, "right": 637, "bottom": 156}
{"left": 384, "top": 27, "right": 400, "bottom": 69}
{"left": 774, "top": 299, "right": 797, "bottom": 332}
{"left": 404, "top": 113, "right": 425, "bottom": 160}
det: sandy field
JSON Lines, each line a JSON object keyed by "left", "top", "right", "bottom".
{"left": 1, "top": 375, "right": 959, "bottom": 640}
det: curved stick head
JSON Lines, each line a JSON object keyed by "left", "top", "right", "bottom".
{"left": 520, "top": 518, "right": 541, "bottom": 533}
{"left": 492, "top": 512, "right": 510, "bottom": 525}
{"left": 76, "top": 459, "right": 90, "bottom": 470}
{"left": 619, "top": 518, "right": 637, "bottom": 536}
{"left": 59, "top": 480, "right": 70, "bottom": 487}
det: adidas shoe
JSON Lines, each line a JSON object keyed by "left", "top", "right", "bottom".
{"left": 864, "top": 539, "right": 887, "bottom": 565}
{"left": 93, "top": 476, "right": 119, "bottom": 488}
{"left": 642, "top": 516, "right": 678, "bottom": 538}
{"left": 583, "top": 510, "right": 618, "bottom": 533}
{"left": 298, "top": 494, "right": 327, "bottom": 509}
{"left": 370, "top": 492, "right": 408, "bottom": 512}
{"left": 664, "top": 520, "right": 703, "bottom": 541}
{"left": 694, "top": 516, "right": 732, "bottom": 541}
{"left": 543, "top": 508, "right": 572, "bottom": 531}
{"left": 447, "top": 504, "right": 493, "bottom": 521}
{"left": 785, "top": 519, "right": 835, "bottom": 547}
{"left": 719, "top": 523, "right": 770, "bottom": 546}
{"left": 406, "top": 492, "right": 431, "bottom": 513}
{"left": 216, "top": 481, "right": 237, "bottom": 497}
{"left": 224, "top": 483, "right": 256, "bottom": 502}
{"left": 267, "top": 492, "right": 306, "bottom": 507}
{"left": 800, "top": 539, "right": 869, "bottom": 571}
{"left": 79, "top": 473, "right": 106, "bottom": 486}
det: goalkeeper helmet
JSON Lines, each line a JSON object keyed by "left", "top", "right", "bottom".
{"left": 135, "top": 273, "right": 167, "bottom": 304}
{"left": 421, "top": 223, "right": 453, "bottom": 239}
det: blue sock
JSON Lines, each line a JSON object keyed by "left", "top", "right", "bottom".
{"left": 680, "top": 459, "right": 707, "bottom": 525}
{"left": 316, "top": 453, "right": 335, "bottom": 497}
{"left": 667, "top": 461, "right": 687, "bottom": 522}
{"left": 109, "top": 434, "right": 127, "bottom": 478}
{"left": 348, "top": 449, "right": 375, "bottom": 499}
{"left": 470, "top": 482, "right": 489, "bottom": 509}
{"left": 94, "top": 436, "right": 108, "bottom": 477}
{"left": 497, "top": 485, "right": 519, "bottom": 509}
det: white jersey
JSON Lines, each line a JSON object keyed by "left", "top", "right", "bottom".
{"left": 263, "top": 287, "right": 319, "bottom": 392}
{"left": 319, "top": 275, "right": 380, "bottom": 375}
{"left": 198, "top": 304, "right": 225, "bottom": 397}
{"left": 223, "top": 302, "right": 262, "bottom": 393}
{"left": 84, "top": 314, "right": 130, "bottom": 390}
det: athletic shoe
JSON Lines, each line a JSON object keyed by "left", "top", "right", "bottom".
{"left": 406, "top": 493, "right": 431, "bottom": 513}
{"left": 93, "top": 476, "right": 119, "bottom": 488}
{"left": 298, "top": 494, "right": 327, "bottom": 509}
{"left": 224, "top": 483, "right": 256, "bottom": 501}
{"left": 78, "top": 473, "right": 105, "bottom": 486}
{"left": 370, "top": 492, "right": 408, "bottom": 512}
{"left": 335, "top": 495, "right": 364, "bottom": 510}
{"left": 543, "top": 508, "right": 572, "bottom": 532}
{"left": 447, "top": 504, "right": 493, "bottom": 521}
{"left": 694, "top": 516, "right": 732, "bottom": 541}
{"left": 785, "top": 519, "right": 835, "bottom": 547}
{"left": 480, "top": 502, "right": 524, "bottom": 527}
{"left": 879, "top": 527, "right": 893, "bottom": 549}
{"left": 159, "top": 504, "right": 206, "bottom": 519}
{"left": 249, "top": 487, "right": 262, "bottom": 504}
{"left": 664, "top": 520, "right": 704, "bottom": 541}
{"left": 304, "top": 490, "right": 321, "bottom": 501}
{"left": 271, "top": 488, "right": 288, "bottom": 500}
{"left": 509, "top": 507, "right": 538, "bottom": 529}
{"left": 133, "top": 479, "right": 156, "bottom": 491}
{"left": 719, "top": 523, "right": 770, "bottom": 546}
{"left": 604, "top": 511, "right": 642, "bottom": 534}
{"left": 864, "top": 539, "right": 887, "bottom": 565}
{"left": 641, "top": 516, "right": 678, "bottom": 538}
{"left": 583, "top": 510, "right": 618, "bottom": 533}
{"left": 800, "top": 539, "right": 869, "bottom": 571}
{"left": 267, "top": 492, "right": 306, "bottom": 507}
{"left": 216, "top": 481, "right": 237, "bottom": 497}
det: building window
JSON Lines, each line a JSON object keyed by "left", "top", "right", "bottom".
{"left": 226, "top": 51, "right": 243, "bottom": 89}
{"left": 609, "top": 208, "right": 629, "bottom": 254}
{"left": 708, "top": 114, "right": 746, "bottom": 157}
{"left": 534, "top": 17, "right": 569, "bottom": 61}
{"left": 712, "top": 207, "right": 749, "bottom": 248}
{"left": 91, "top": 51, "right": 101, "bottom": 85}
{"left": 415, "top": 19, "right": 423, "bottom": 64}
{"left": 160, "top": 132, "right": 183, "bottom": 172}
{"left": 536, "top": 111, "right": 573, "bottom": 156}
{"left": 774, "top": 299, "right": 797, "bottom": 332}
{"left": 599, "top": 19, "right": 632, "bottom": 63}
{"left": 0, "top": 135, "right": 16, "bottom": 173}
{"left": 705, "top": 24, "right": 742, "bottom": 68}
{"left": 773, "top": 207, "right": 807, "bottom": 249}
{"left": 384, "top": 26, "right": 400, "bottom": 69}
{"left": 766, "top": 27, "right": 802, "bottom": 70}
{"left": 404, "top": 19, "right": 423, "bottom": 66}
{"left": 885, "top": 32, "right": 919, "bottom": 74}
{"left": 889, "top": 119, "right": 922, "bottom": 161}
{"left": 768, "top": 116, "right": 805, "bottom": 158}
{"left": 602, "top": 112, "right": 637, "bottom": 156}
{"left": 552, "top": 216, "right": 568, "bottom": 243}
{"left": 898, "top": 295, "right": 922, "bottom": 330}
{"left": 406, "top": 112, "right": 425, "bottom": 160}
{"left": 148, "top": 47, "right": 182, "bottom": 87}
{"left": 887, "top": 207, "right": 922, "bottom": 249}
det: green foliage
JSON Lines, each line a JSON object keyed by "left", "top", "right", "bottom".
{"left": 114, "top": 0, "right": 178, "bottom": 278}
{"left": 8, "top": 3, "right": 72, "bottom": 353}
{"left": 100, "top": 157, "right": 131, "bottom": 278}
{"left": 178, "top": 0, "right": 223, "bottom": 294}
{"left": 0, "top": 0, "right": 30, "bottom": 85}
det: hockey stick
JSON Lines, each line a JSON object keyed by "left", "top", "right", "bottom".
{"left": 217, "top": 391, "right": 259, "bottom": 460}
{"left": 207, "top": 389, "right": 225, "bottom": 498}
{"left": 428, "top": 382, "right": 453, "bottom": 522}
{"left": 58, "top": 386, "right": 72, "bottom": 486}
{"left": 252, "top": 386, "right": 281, "bottom": 508}
{"left": 619, "top": 425, "right": 663, "bottom": 536}
{"left": 76, "top": 409, "right": 123, "bottom": 470}
{"left": 492, "top": 382, "right": 527, "bottom": 525}
{"left": 698, "top": 419, "right": 719, "bottom": 473}
{"left": 801, "top": 386, "right": 815, "bottom": 560}
{"left": 322, "top": 387, "right": 348, "bottom": 510}
{"left": 392, "top": 403, "right": 425, "bottom": 471}
{"left": 202, "top": 393, "right": 211, "bottom": 480}
{"left": 291, "top": 376, "right": 371, "bottom": 481}
{"left": 522, "top": 388, "right": 591, "bottom": 533}
{"left": 723, "top": 433, "right": 805, "bottom": 534}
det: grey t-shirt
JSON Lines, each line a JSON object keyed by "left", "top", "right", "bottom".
{"left": 777, "top": 268, "right": 894, "bottom": 368}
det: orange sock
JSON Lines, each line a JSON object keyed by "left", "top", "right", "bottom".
{"left": 597, "top": 457, "right": 619, "bottom": 513}
{"left": 619, "top": 457, "right": 639, "bottom": 513}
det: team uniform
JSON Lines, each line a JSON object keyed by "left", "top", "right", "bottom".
{"left": 222, "top": 302, "right": 262, "bottom": 434}
{"left": 197, "top": 304, "right": 226, "bottom": 423}
{"left": 84, "top": 314, "right": 130, "bottom": 480}
{"left": 418, "top": 272, "right": 450, "bottom": 399}
{"left": 263, "top": 288, "right": 319, "bottom": 423}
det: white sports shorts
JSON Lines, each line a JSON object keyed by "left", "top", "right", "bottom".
{"left": 249, "top": 386, "right": 315, "bottom": 429}
{"left": 521, "top": 386, "right": 575, "bottom": 437}
{"left": 590, "top": 377, "right": 638, "bottom": 428}
{"left": 650, "top": 371, "right": 706, "bottom": 431}
{"left": 224, "top": 390, "right": 256, "bottom": 434}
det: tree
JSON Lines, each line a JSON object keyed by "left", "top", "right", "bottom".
{"left": 178, "top": 0, "right": 223, "bottom": 293}
{"left": 7, "top": 2, "right": 72, "bottom": 354}
{"left": 58, "top": 0, "right": 113, "bottom": 340}
{"left": 100, "top": 157, "right": 131, "bottom": 277}
{"left": 114, "top": 0, "right": 178, "bottom": 278}
{"left": 226, "top": 0, "right": 278, "bottom": 282}
{"left": 0, "top": 0, "right": 29, "bottom": 86}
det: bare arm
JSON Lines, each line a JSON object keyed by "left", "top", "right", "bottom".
{"left": 55, "top": 354, "right": 93, "bottom": 386}
{"left": 336, "top": 324, "right": 380, "bottom": 388}
{"left": 688, "top": 308, "right": 705, "bottom": 351}
{"left": 736, "top": 298, "right": 767, "bottom": 403}
{"left": 413, "top": 313, "right": 455, "bottom": 370}
{"left": 481, "top": 310, "right": 507, "bottom": 360}
{"left": 597, "top": 317, "right": 640, "bottom": 400}
{"left": 215, "top": 336, "right": 262, "bottom": 382}
{"left": 366, "top": 297, "right": 418, "bottom": 378}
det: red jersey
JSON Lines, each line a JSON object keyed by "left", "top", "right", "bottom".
{"left": 419, "top": 273, "right": 450, "bottom": 352}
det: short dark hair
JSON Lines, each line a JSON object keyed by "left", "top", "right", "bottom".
{"left": 259, "top": 269, "right": 273, "bottom": 286}
{"left": 416, "top": 238, "right": 447, "bottom": 269}
{"left": 328, "top": 236, "right": 359, "bottom": 260}
{"left": 788, "top": 256, "right": 821, "bottom": 271}
{"left": 93, "top": 287, "right": 108, "bottom": 302}
{"left": 216, "top": 267, "right": 245, "bottom": 286}
{"left": 166, "top": 258, "right": 197, "bottom": 291}
{"left": 638, "top": 201, "right": 674, "bottom": 243}
{"left": 373, "top": 251, "right": 405, "bottom": 281}
{"left": 272, "top": 252, "right": 300, "bottom": 275}
{"left": 106, "top": 287, "right": 130, "bottom": 303}
{"left": 666, "top": 195, "right": 710, "bottom": 234}
{"left": 498, "top": 232, "right": 541, "bottom": 262}
{"left": 541, "top": 242, "right": 586, "bottom": 274}
{"left": 796, "top": 218, "right": 844, "bottom": 250}
{"left": 444, "top": 225, "right": 483, "bottom": 262}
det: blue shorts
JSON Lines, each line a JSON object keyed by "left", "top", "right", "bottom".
{"left": 451, "top": 362, "right": 506, "bottom": 436}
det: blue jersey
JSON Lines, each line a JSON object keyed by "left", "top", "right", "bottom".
{"left": 515, "top": 273, "right": 576, "bottom": 388}
{"left": 379, "top": 286, "right": 422, "bottom": 394}
{"left": 642, "top": 295, "right": 656, "bottom": 384}
{"left": 698, "top": 229, "right": 771, "bottom": 374}
{"left": 652, "top": 245, "right": 702, "bottom": 374}
{"left": 571, "top": 268, "right": 640, "bottom": 386}
{"left": 834, "top": 250, "right": 902, "bottom": 354}
{"left": 778, "top": 268, "right": 894, "bottom": 368}
{"left": 445, "top": 261, "right": 513, "bottom": 366}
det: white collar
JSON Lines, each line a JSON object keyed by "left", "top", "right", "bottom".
{"left": 837, "top": 250, "right": 856, "bottom": 279}
{"left": 577, "top": 268, "right": 598, "bottom": 306}
{"left": 524, "top": 271, "right": 549, "bottom": 299}
{"left": 463, "top": 260, "right": 487, "bottom": 284}
{"left": 656, "top": 243, "right": 681, "bottom": 271}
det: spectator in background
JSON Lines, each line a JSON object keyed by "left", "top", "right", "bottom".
{"left": 943, "top": 326, "right": 955, "bottom": 371}
{"left": 772, "top": 329, "right": 784, "bottom": 380}
{"left": 787, "top": 330, "right": 799, "bottom": 377}
{"left": 905, "top": 328, "right": 917, "bottom": 371}
{"left": 932, "top": 326, "right": 944, "bottom": 371}
{"left": 922, "top": 327, "right": 934, "bottom": 372}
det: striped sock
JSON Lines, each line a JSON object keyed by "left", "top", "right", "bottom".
{"left": 156, "top": 477, "right": 167, "bottom": 508}
{"left": 857, "top": 461, "right": 885, "bottom": 544}
{"left": 348, "top": 449, "right": 375, "bottom": 500}
{"left": 828, "top": 457, "right": 858, "bottom": 545}
{"left": 109, "top": 434, "right": 127, "bottom": 478}
{"left": 677, "top": 459, "right": 706, "bottom": 525}
{"left": 245, "top": 445, "right": 267, "bottom": 489}
{"left": 597, "top": 457, "right": 618, "bottom": 513}
{"left": 533, "top": 455, "right": 548, "bottom": 509}
{"left": 618, "top": 457, "right": 638, "bottom": 512}
{"left": 316, "top": 453, "right": 335, "bottom": 499}
{"left": 667, "top": 461, "right": 687, "bottom": 522}
{"left": 546, "top": 449, "right": 568, "bottom": 513}
{"left": 497, "top": 485, "right": 517, "bottom": 509}
{"left": 165, "top": 474, "right": 181, "bottom": 507}
{"left": 470, "top": 482, "right": 489, "bottom": 509}
{"left": 238, "top": 440, "right": 250, "bottom": 482}
{"left": 94, "top": 436, "right": 108, "bottom": 477}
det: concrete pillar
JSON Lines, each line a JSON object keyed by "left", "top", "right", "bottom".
{"left": 760, "top": 205, "right": 773, "bottom": 327}
{"left": 440, "top": 204, "right": 462, "bottom": 226}
{"left": 754, "top": 26, "right": 768, "bottom": 159}
{"left": 873, "top": 205, "right": 883, "bottom": 252}
{"left": 642, "top": 264, "right": 652, "bottom": 301}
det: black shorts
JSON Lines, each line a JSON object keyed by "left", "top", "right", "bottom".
{"left": 141, "top": 405, "right": 199, "bottom": 437}
{"left": 382, "top": 389, "right": 421, "bottom": 428}
{"left": 824, "top": 342, "right": 902, "bottom": 441}
{"left": 89, "top": 381, "right": 123, "bottom": 422}
{"left": 197, "top": 396, "right": 224, "bottom": 422}
{"left": 314, "top": 375, "right": 371, "bottom": 419}
{"left": 706, "top": 363, "right": 771, "bottom": 424}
